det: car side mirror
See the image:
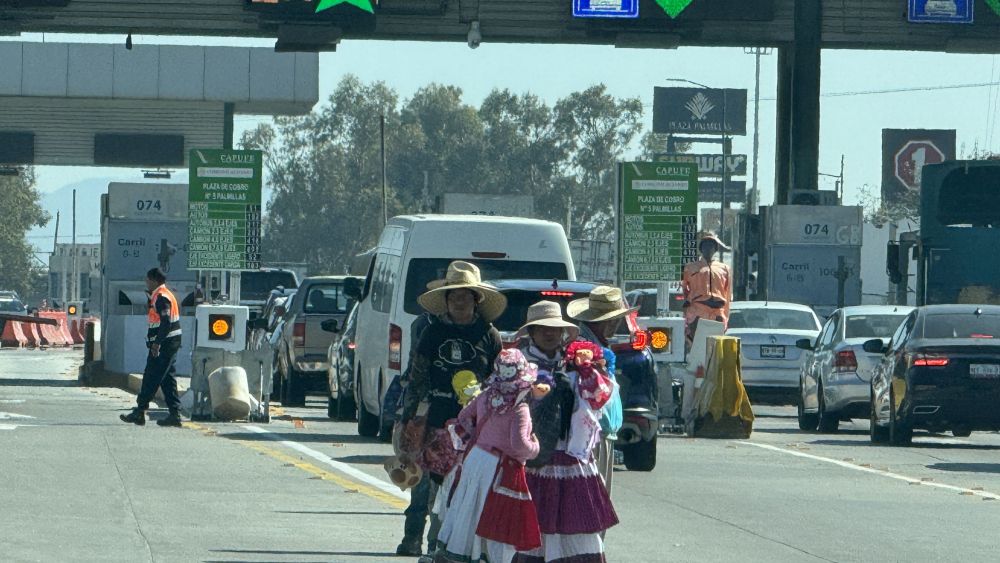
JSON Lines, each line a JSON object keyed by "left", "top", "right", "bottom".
{"left": 862, "top": 338, "right": 888, "bottom": 355}
{"left": 321, "top": 319, "right": 340, "bottom": 333}
{"left": 795, "top": 338, "right": 813, "bottom": 351}
{"left": 343, "top": 277, "right": 363, "bottom": 301}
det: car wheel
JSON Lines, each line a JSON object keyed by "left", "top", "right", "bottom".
{"left": 869, "top": 389, "right": 889, "bottom": 444}
{"left": 952, "top": 427, "right": 972, "bottom": 438}
{"left": 797, "top": 385, "right": 819, "bottom": 431}
{"left": 356, "top": 369, "right": 380, "bottom": 438}
{"left": 270, "top": 355, "right": 283, "bottom": 401}
{"left": 888, "top": 385, "right": 912, "bottom": 446}
{"left": 337, "top": 384, "right": 357, "bottom": 422}
{"left": 327, "top": 395, "right": 337, "bottom": 419}
{"left": 281, "top": 369, "right": 307, "bottom": 408}
{"left": 622, "top": 437, "right": 657, "bottom": 472}
{"left": 816, "top": 384, "right": 840, "bottom": 433}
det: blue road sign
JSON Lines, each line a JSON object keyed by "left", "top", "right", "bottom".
{"left": 572, "top": 0, "right": 639, "bottom": 19}
{"left": 908, "top": 0, "right": 973, "bottom": 23}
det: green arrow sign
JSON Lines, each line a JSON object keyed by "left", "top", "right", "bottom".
{"left": 655, "top": 0, "right": 694, "bottom": 18}
{"left": 315, "top": 0, "right": 375, "bottom": 14}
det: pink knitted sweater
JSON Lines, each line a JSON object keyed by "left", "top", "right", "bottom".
{"left": 458, "top": 392, "right": 540, "bottom": 464}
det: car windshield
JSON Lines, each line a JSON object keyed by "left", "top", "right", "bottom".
{"left": 241, "top": 272, "right": 299, "bottom": 301}
{"left": 923, "top": 313, "right": 1000, "bottom": 339}
{"left": 304, "top": 284, "right": 347, "bottom": 314}
{"left": 492, "top": 289, "right": 588, "bottom": 333}
{"left": 845, "top": 314, "right": 907, "bottom": 338}
{"left": 0, "top": 299, "right": 26, "bottom": 312}
{"left": 728, "top": 307, "right": 819, "bottom": 331}
{"left": 403, "top": 259, "right": 569, "bottom": 315}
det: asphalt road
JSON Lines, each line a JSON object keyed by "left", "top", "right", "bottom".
{"left": 4, "top": 349, "right": 1000, "bottom": 562}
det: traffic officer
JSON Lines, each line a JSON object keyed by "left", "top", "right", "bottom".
{"left": 681, "top": 231, "right": 733, "bottom": 347}
{"left": 120, "top": 267, "right": 183, "bottom": 427}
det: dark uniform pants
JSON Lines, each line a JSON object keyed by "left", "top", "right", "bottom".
{"left": 137, "top": 339, "right": 181, "bottom": 411}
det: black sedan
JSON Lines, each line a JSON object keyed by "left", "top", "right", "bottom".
{"left": 868, "top": 304, "right": 1000, "bottom": 445}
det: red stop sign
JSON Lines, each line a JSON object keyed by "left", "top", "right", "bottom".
{"left": 894, "top": 140, "right": 945, "bottom": 190}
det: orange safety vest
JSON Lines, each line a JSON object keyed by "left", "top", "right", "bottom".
{"left": 147, "top": 285, "right": 181, "bottom": 343}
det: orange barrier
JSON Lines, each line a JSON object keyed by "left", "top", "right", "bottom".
{"left": 37, "top": 312, "right": 70, "bottom": 347}
{"left": 69, "top": 319, "right": 86, "bottom": 345}
{"left": 23, "top": 322, "right": 41, "bottom": 347}
{"left": 1, "top": 320, "right": 27, "bottom": 348}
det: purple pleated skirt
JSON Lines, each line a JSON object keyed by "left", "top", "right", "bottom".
{"left": 524, "top": 451, "right": 618, "bottom": 535}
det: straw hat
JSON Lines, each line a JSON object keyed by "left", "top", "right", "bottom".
{"left": 698, "top": 230, "right": 731, "bottom": 252}
{"left": 515, "top": 300, "right": 580, "bottom": 341}
{"left": 417, "top": 261, "right": 507, "bottom": 322}
{"left": 383, "top": 456, "right": 423, "bottom": 491}
{"left": 566, "top": 286, "right": 637, "bottom": 323}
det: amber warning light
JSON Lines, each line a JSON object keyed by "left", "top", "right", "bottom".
{"left": 209, "top": 314, "right": 234, "bottom": 341}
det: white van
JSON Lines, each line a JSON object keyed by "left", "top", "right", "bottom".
{"left": 352, "top": 214, "right": 575, "bottom": 438}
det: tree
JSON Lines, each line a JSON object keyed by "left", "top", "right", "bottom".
{"left": 553, "top": 85, "right": 643, "bottom": 240}
{"left": 0, "top": 167, "right": 50, "bottom": 299}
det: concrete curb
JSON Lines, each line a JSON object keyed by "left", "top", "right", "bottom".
{"left": 79, "top": 360, "right": 189, "bottom": 401}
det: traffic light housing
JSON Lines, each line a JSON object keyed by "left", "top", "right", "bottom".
{"left": 195, "top": 305, "right": 248, "bottom": 352}
{"left": 65, "top": 301, "right": 83, "bottom": 321}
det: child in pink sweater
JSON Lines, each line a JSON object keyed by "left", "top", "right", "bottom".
{"left": 434, "top": 349, "right": 542, "bottom": 563}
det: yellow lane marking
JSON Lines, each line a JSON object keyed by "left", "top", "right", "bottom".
{"left": 183, "top": 421, "right": 406, "bottom": 510}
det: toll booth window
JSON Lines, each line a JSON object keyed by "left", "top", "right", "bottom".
{"left": 304, "top": 285, "right": 348, "bottom": 314}
{"left": 938, "top": 168, "right": 1000, "bottom": 228}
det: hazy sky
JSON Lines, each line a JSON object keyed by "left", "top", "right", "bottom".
{"left": 10, "top": 33, "right": 1000, "bottom": 247}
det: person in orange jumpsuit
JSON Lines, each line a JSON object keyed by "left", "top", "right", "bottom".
{"left": 681, "top": 231, "right": 733, "bottom": 347}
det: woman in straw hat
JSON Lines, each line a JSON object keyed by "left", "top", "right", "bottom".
{"left": 398, "top": 261, "right": 506, "bottom": 560}
{"left": 566, "top": 286, "right": 636, "bottom": 501}
{"left": 513, "top": 301, "right": 618, "bottom": 563}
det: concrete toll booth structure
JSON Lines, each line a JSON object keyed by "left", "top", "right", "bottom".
{"left": 0, "top": 43, "right": 318, "bottom": 166}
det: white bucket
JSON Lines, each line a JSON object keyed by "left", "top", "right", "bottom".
{"left": 208, "top": 366, "right": 252, "bottom": 421}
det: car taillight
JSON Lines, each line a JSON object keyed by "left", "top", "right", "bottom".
{"left": 293, "top": 321, "right": 305, "bottom": 347}
{"left": 833, "top": 350, "right": 858, "bottom": 372}
{"left": 541, "top": 291, "right": 575, "bottom": 297}
{"left": 347, "top": 342, "right": 356, "bottom": 350}
{"left": 632, "top": 330, "right": 649, "bottom": 350}
{"left": 913, "top": 354, "right": 949, "bottom": 367}
{"left": 389, "top": 323, "right": 402, "bottom": 370}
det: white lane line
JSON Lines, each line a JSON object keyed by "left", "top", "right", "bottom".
{"left": 741, "top": 441, "right": 1000, "bottom": 501}
{"left": 0, "top": 400, "right": 25, "bottom": 404}
{"left": 0, "top": 411, "right": 34, "bottom": 420}
{"left": 242, "top": 425, "right": 409, "bottom": 502}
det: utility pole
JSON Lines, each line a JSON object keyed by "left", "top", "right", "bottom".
{"left": 745, "top": 47, "right": 773, "bottom": 213}
{"left": 380, "top": 113, "right": 388, "bottom": 228}
{"left": 53, "top": 211, "right": 61, "bottom": 307}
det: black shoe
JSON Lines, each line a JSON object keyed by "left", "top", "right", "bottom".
{"left": 396, "top": 539, "right": 422, "bottom": 557}
{"left": 156, "top": 411, "right": 183, "bottom": 427}
{"left": 119, "top": 409, "right": 146, "bottom": 426}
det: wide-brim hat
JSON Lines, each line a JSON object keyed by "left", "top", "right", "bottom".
{"left": 698, "top": 230, "right": 731, "bottom": 252}
{"left": 383, "top": 456, "right": 423, "bottom": 491}
{"left": 566, "top": 286, "right": 637, "bottom": 323}
{"left": 417, "top": 261, "right": 507, "bottom": 322}
{"left": 515, "top": 300, "right": 580, "bottom": 341}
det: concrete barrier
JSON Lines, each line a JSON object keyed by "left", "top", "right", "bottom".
{"left": 37, "top": 312, "right": 70, "bottom": 347}
{"left": 1, "top": 320, "right": 27, "bottom": 348}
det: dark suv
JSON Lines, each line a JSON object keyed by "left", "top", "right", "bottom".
{"left": 490, "top": 279, "right": 659, "bottom": 471}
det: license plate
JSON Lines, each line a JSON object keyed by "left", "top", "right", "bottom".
{"left": 970, "top": 364, "right": 1000, "bottom": 378}
{"left": 760, "top": 345, "right": 786, "bottom": 359}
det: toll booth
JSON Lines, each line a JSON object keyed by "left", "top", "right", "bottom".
{"left": 757, "top": 205, "right": 863, "bottom": 318}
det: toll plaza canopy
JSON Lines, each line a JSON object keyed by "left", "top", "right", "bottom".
{"left": 2, "top": 0, "right": 1000, "bottom": 53}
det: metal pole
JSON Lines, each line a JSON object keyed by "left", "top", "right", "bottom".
{"left": 72, "top": 189, "right": 78, "bottom": 302}
{"left": 381, "top": 113, "right": 388, "bottom": 228}
{"left": 751, "top": 51, "right": 762, "bottom": 213}
{"left": 720, "top": 89, "right": 728, "bottom": 247}
{"left": 53, "top": 211, "right": 61, "bottom": 306}
{"left": 836, "top": 255, "right": 847, "bottom": 309}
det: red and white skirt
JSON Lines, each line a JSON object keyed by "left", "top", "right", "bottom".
{"left": 477, "top": 454, "right": 542, "bottom": 552}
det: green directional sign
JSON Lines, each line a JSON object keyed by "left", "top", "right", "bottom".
{"left": 618, "top": 162, "right": 699, "bottom": 283}
{"left": 188, "top": 149, "right": 263, "bottom": 271}
{"left": 655, "top": 0, "right": 694, "bottom": 18}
